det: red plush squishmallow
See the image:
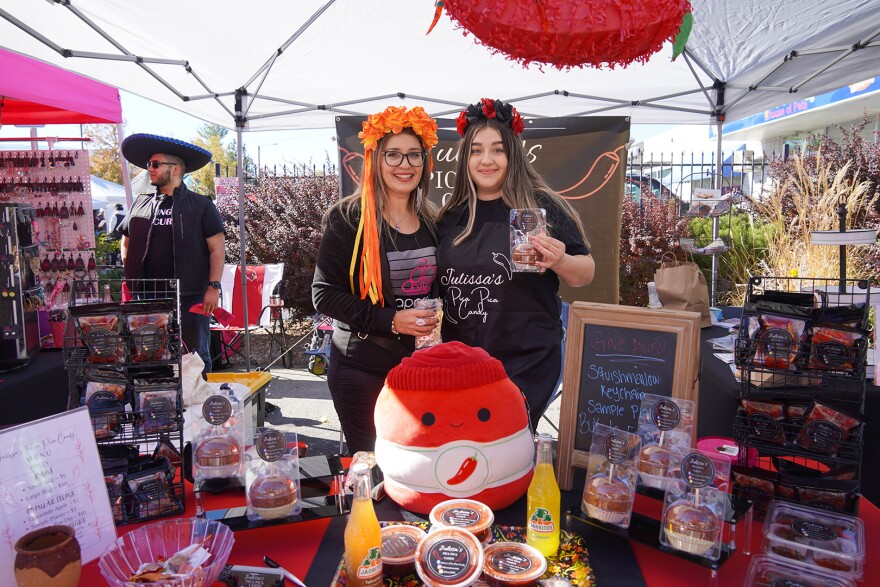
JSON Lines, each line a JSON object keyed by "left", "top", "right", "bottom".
{"left": 374, "top": 341, "right": 534, "bottom": 514}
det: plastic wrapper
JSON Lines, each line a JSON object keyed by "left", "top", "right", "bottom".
{"left": 105, "top": 472, "right": 126, "bottom": 524}
{"left": 136, "top": 387, "right": 179, "bottom": 436}
{"left": 509, "top": 208, "right": 547, "bottom": 273}
{"left": 125, "top": 309, "right": 174, "bottom": 362}
{"left": 582, "top": 424, "right": 639, "bottom": 529}
{"left": 245, "top": 428, "right": 302, "bottom": 521}
{"left": 741, "top": 399, "right": 786, "bottom": 445}
{"left": 660, "top": 450, "right": 730, "bottom": 561}
{"left": 194, "top": 386, "right": 245, "bottom": 481}
{"left": 636, "top": 394, "right": 694, "bottom": 491}
{"left": 414, "top": 297, "right": 443, "bottom": 349}
{"left": 806, "top": 324, "right": 865, "bottom": 372}
{"left": 126, "top": 462, "right": 181, "bottom": 519}
{"left": 794, "top": 399, "right": 862, "bottom": 455}
{"left": 750, "top": 313, "right": 807, "bottom": 370}
{"left": 152, "top": 436, "right": 183, "bottom": 478}
{"left": 72, "top": 307, "right": 125, "bottom": 364}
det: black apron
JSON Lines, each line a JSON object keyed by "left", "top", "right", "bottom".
{"left": 437, "top": 199, "right": 562, "bottom": 424}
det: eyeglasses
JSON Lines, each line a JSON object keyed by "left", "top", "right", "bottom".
{"left": 147, "top": 160, "right": 178, "bottom": 169}
{"left": 382, "top": 151, "right": 426, "bottom": 167}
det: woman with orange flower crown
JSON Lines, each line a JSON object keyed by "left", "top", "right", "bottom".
{"left": 437, "top": 98, "right": 596, "bottom": 431}
{"left": 313, "top": 105, "right": 440, "bottom": 454}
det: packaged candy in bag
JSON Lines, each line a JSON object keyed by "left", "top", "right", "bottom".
{"left": 741, "top": 399, "right": 786, "bottom": 445}
{"left": 136, "top": 387, "right": 179, "bottom": 435}
{"left": 510, "top": 208, "right": 547, "bottom": 273}
{"left": 751, "top": 312, "right": 807, "bottom": 370}
{"left": 795, "top": 398, "right": 862, "bottom": 455}
{"left": 126, "top": 461, "right": 181, "bottom": 519}
{"left": 71, "top": 304, "right": 125, "bottom": 364}
{"left": 124, "top": 306, "right": 175, "bottom": 362}
{"left": 806, "top": 324, "right": 866, "bottom": 373}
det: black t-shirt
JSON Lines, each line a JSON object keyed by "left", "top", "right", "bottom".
{"left": 436, "top": 195, "right": 589, "bottom": 413}
{"left": 385, "top": 223, "right": 438, "bottom": 310}
{"left": 143, "top": 196, "right": 174, "bottom": 281}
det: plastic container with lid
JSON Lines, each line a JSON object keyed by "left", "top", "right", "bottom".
{"left": 429, "top": 499, "right": 495, "bottom": 543}
{"left": 380, "top": 524, "right": 426, "bottom": 577}
{"left": 743, "top": 555, "right": 856, "bottom": 587}
{"left": 761, "top": 501, "right": 865, "bottom": 579}
{"left": 415, "top": 526, "right": 484, "bottom": 587}
{"left": 481, "top": 542, "right": 547, "bottom": 587}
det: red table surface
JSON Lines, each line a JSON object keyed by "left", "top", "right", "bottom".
{"left": 82, "top": 487, "right": 879, "bottom": 586}
{"left": 80, "top": 480, "right": 333, "bottom": 586}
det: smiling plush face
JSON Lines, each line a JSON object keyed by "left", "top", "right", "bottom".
{"left": 374, "top": 341, "right": 534, "bottom": 513}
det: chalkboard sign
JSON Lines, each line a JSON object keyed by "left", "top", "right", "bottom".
{"left": 557, "top": 302, "right": 701, "bottom": 490}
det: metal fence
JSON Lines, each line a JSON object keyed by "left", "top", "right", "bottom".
{"left": 625, "top": 149, "right": 782, "bottom": 203}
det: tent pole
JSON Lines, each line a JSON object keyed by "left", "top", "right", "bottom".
{"left": 712, "top": 118, "right": 722, "bottom": 307}
{"left": 117, "top": 123, "right": 133, "bottom": 207}
{"left": 235, "top": 90, "right": 250, "bottom": 371}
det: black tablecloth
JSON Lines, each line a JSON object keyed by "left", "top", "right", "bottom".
{"left": 0, "top": 350, "right": 68, "bottom": 426}
{"left": 307, "top": 467, "right": 647, "bottom": 587}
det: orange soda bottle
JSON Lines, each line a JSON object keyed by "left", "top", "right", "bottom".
{"left": 526, "top": 433, "right": 561, "bottom": 556}
{"left": 344, "top": 463, "right": 383, "bottom": 586}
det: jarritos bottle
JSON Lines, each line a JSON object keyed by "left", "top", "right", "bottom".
{"left": 526, "top": 433, "right": 561, "bottom": 556}
{"left": 344, "top": 463, "right": 383, "bottom": 586}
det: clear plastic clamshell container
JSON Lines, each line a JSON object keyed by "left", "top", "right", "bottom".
{"left": 761, "top": 501, "right": 864, "bottom": 579}
{"left": 744, "top": 554, "right": 856, "bottom": 587}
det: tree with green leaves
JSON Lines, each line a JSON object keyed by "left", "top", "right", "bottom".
{"left": 190, "top": 123, "right": 252, "bottom": 195}
{"left": 84, "top": 123, "right": 126, "bottom": 184}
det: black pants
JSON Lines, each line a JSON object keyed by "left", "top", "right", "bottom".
{"left": 327, "top": 358, "right": 387, "bottom": 455}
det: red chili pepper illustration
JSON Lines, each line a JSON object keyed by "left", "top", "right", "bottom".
{"left": 447, "top": 454, "right": 478, "bottom": 485}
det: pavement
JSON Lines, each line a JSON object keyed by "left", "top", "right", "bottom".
{"left": 213, "top": 364, "right": 563, "bottom": 458}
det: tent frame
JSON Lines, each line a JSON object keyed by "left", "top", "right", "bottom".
{"left": 5, "top": 0, "right": 880, "bottom": 366}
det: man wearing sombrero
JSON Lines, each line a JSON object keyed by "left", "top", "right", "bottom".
{"left": 118, "top": 134, "right": 225, "bottom": 373}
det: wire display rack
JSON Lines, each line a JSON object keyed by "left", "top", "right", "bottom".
{"left": 732, "top": 276, "right": 870, "bottom": 519}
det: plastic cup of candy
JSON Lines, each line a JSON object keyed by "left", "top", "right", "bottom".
{"left": 663, "top": 501, "right": 721, "bottom": 556}
{"left": 98, "top": 518, "right": 234, "bottom": 587}
{"left": 415, "top": 526, "right": 484, "bottom": 587}
{"left": 429, "top": 498, "right": 495, "bottom": 544}
{"left": 381, "top": 524, "right": 426, "bottom": 577}
{"left": 481, "top": 541, "right": 547, "bottom": 587}
{"left": 582, "top": 475, "right": 633, "bottom": 525}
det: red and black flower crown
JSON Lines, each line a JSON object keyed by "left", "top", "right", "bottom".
{"left": 456, "top": 98, "right": 526, "bottom": 137}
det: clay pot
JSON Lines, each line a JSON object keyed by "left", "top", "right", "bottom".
{"left": 14, "top": 525, "right": 81, "bottom": 587}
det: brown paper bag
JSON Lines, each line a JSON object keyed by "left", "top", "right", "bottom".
{"left": 654, "top": 254, "right": 712, "bottom": 327}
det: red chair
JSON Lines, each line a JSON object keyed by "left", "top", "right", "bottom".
{"left": 210, "top": 263, "right": 286, "bottom": 369}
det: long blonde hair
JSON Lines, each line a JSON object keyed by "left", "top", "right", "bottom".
{"left": 438, "top": 118, "right": 586, "bottom": 245}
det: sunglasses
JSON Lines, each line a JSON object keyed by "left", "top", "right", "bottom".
{"left": 147, "top": 160, "right": 178, "bottom": 169}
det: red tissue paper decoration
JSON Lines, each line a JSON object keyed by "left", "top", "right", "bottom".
{"left": 439, "top": 0, "right": 692, "bottom": 70}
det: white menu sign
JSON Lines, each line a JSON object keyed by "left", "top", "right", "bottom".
{"left": 0, "top": 407, "right": 116, "bottom": 583}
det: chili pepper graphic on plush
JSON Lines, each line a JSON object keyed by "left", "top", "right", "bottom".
{"left": 447, "top": 454, "right": 479, "bottom": 485}
{"left": 374, "top": 342, "right": 535, "bottom": 514}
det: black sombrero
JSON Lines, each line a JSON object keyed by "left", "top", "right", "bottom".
{"left": 121, "top": 133, "right": 212, "bottom": 172}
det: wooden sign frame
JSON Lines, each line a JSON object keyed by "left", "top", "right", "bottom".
{"left": 556, "top": 302, "right": 702, "bottom": 490}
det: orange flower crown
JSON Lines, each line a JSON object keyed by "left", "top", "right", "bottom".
{"left": 358, "top": 105, "right": 439, "bottom": 153}
{"left": 350, "top": 106, "right": 439, "bottom": 306}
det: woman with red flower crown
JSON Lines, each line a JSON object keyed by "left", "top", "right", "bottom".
{"left": 437, "top": 98, "right": 595, "bottom": 431}
{"left": 313, "top": 106, "right": 441, "bottom": 453}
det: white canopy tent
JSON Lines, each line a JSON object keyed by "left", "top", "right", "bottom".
{"left": 3, "top": 0, "right": 878, "bottom": 367}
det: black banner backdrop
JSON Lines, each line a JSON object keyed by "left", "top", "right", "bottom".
{"left": 334, "top": 116, "right": 629, "bottom": 304}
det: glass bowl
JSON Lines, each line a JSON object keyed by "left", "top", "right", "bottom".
{"left": 98, "top": 517, "right": 234, "bottom": 587}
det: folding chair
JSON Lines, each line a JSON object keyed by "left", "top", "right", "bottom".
{"left": 304, "top": 313, "right": 333, "bottom": 375}
{"left": 210, "top": 263, "right": 286, "bottom": 370}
